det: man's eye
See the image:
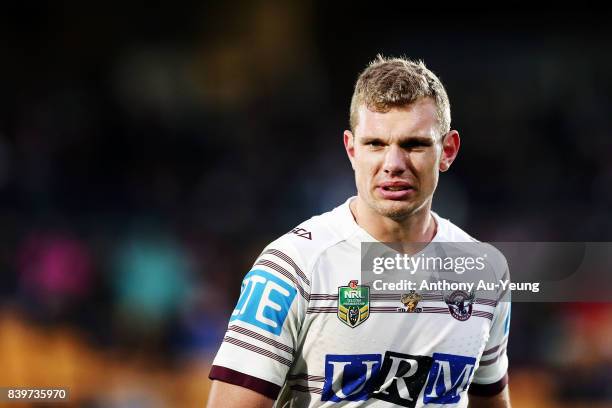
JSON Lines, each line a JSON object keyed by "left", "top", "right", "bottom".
{"left": 366, "top": 141, "right": 384, "bottom": 147}
{"left": 402, "top": 141, "right": 430, "bottom": 149}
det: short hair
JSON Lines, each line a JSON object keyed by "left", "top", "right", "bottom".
{"left": 349, "top": 55, "right": 451, "bottom": 135}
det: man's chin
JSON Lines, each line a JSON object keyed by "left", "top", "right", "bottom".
{"left": 375, "top": 201, "right": 417, "bottom": 221}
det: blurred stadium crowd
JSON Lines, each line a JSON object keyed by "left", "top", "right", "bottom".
{"left": 0, "top": 2, "right": 611, "bottom": 407}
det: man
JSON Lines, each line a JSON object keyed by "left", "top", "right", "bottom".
{"left": 207, "top": 56, "right": 511, "bottom": 407}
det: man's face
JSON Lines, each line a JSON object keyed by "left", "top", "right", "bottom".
{"left": 344, "top": 98, "right": 459, "bottom": 221}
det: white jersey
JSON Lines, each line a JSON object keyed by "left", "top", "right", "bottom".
{"left": 210, "top": 197, "right": 510, "bottom": 407}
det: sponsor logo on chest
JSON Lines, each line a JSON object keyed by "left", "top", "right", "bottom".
{"left": 322, "top": 351, "right": 477, "bottom": 406}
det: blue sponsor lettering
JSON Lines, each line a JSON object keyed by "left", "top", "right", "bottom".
{"left": 230, "top": 269, "right": 296, "bottom": 335}
{"left": 322, "top": 354, "right": 382, "bottom": 402}
{"left": 423, "top": 353, "right": 476, "bottom": 404}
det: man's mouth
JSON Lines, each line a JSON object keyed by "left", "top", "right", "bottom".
{"left": 380, "top": 182, "right": 414, "bottom": 190}
{"left": 377, "top": 182, "right": 416, "bottom": 200}
{"left": 382, "top": 186, "right": 411, "bottom": 191}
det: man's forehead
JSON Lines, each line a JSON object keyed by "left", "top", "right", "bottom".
{"left": 355, "top": 100, "right": 439, "bottom": 139}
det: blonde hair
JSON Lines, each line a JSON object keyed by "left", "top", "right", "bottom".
{"left": 350, "top": 55, "right": 451, "bottom": 134}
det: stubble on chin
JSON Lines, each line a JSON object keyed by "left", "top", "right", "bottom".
{"left": 369, "top": 200, "right": 416, "bottom": 222}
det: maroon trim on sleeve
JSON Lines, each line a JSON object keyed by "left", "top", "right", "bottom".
{"left": 209, "top": 365, "right": 281, "bottom": 400}
{"left": 468, "top": 372, "right": 508, "bottom": 397}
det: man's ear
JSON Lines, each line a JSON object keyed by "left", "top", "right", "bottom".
{"left": 439, "top": 130, "right": 460, "bottom": 172}
{"left": 344, "top": 130, "right": 356, "bottom": 170}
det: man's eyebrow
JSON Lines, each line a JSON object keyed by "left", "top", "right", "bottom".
{"left": 399, "top": 135, "right": 435, "bottom": 144}
{"left": 359, "top": 135, "right": 435, "bottom": 143}
{"left": 358, "top": 136, "right": 383, "bottom": 143}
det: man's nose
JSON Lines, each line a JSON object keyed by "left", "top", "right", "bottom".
{"left": 383, "top": 145, "right": 407, "bottom": 175}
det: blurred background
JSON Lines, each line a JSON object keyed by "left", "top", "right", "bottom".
{"left": 1, "top": 2, "right": 611, "bottom": 407}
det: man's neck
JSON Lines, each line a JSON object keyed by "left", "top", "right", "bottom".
{"left": 350, "top": 197, "right": 437, "bottom": 243}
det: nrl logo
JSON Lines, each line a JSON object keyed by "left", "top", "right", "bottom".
{"left": 444, "top": 290, "right": 475, "bottom": 321}
{"left": 398, "top": 290, "right": 423, "bottom": 313}
{"left": 337, "top": 280, "right": 370, "bottom": 328}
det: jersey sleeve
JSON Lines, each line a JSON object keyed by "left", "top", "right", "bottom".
{"left": 469, "top": 264, "right": 511, "bottom": 397}
{"left": 209, "top": 238, "right": 310, "bottom": 399}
